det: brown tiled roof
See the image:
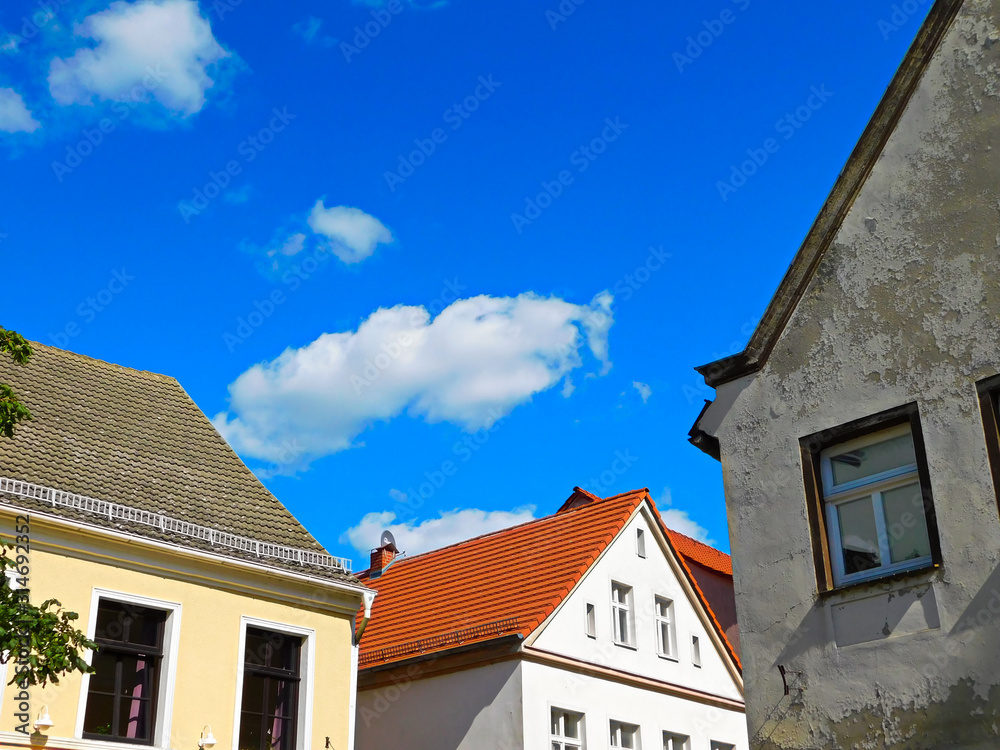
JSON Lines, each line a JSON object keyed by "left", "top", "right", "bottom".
{"left": 0, "top": 343, "right": 356, "bottom": 584}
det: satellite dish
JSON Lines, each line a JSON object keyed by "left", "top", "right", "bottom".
{"left": 380, "top": 529, "right": 397, "bottom": 550}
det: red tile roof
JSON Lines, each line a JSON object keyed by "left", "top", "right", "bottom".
{"left": 667, "top": 528, "right": 733, "bottom": 576}
{"left": 357, "top": 488, "right": 740, "bottom": 673}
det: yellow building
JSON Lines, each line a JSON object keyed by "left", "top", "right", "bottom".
{"left": 0, "top": 345, "right": 373, "bottom": 750}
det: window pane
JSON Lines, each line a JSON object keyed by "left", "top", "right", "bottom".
{"left": 563, "top": 713, "right": 580, "bottom": 739}
{"left": 830, "top": 432, "right": 916, "bottom": 486}
{"left": 239, "top": 712, "right": 263, "bottom": 750}
{"left": 88, "top": 650, "right": 118, "bottom": 693}
{"left": 267, "top": 716, "right": 295, "bottom": 750}
{"left": 95, "top": 601, "right": 128, "bottom": 642}
{"left": 837, "top": 496, "right": 882, "bottom": 574}
{"left": 245, "top": 629, "right": 270, "bottom": 667}
{"left": 117, "top": 696, "right": 150, "bottom": 740}
{"left": 83, "top": 693, "right": 115, "bottom": 736}
{"left": 242, "top": 674, "right": 266, "bottom": 714}
{"left": 883, "top": 482, "right": 931, "bottom": 563}
{"left": 120, "top": 655, "right": 152, "bottom": 697}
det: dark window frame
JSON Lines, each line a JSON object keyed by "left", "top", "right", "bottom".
{"left": 977, "top": 374, "right": 1000, "bottom": 514}
{"left": 800, "top": 403, "right": 942, "bottom": 593}
{"left": 238, "top": 627, "right": 302, "bottom": 750}
{"left": 82, "top": 599, "right": 167, "bottom": 745}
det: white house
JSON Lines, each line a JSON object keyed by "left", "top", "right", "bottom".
{"left": 354, "top": 487, "right": 747, "bottom": 749}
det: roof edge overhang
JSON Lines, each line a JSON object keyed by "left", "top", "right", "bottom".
{"left": 0, "top": 501, "right": 372, "bottom": 613}
{"left": 357, "top": 633, "right": 525, "bottom": 689}
{"left": 694, "top": 0, "right": 966, "bottom": 391}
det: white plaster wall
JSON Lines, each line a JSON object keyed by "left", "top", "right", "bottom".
{"left": 532, "top": 507, "right": 742, "bottom": 702}
{"left": 355, "top": 660, "right": 523, "bottom": 750}
{"left": 521, "top": 659, "right": 747, "bottom": 750}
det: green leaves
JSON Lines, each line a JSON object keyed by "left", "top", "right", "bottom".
{"left": 0, "top": 327, "right": 32, "bottom": 439}
{"left": 0, "top": 541, "right": 97, "bottom": 687}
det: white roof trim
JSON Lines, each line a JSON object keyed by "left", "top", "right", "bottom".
{"left": 0, "top": 477, "right": 352, "bottom": 573}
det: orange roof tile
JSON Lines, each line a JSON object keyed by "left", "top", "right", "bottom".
{"left": 357, "top": 487, "right": 741, "bottom": 673}
{"left": 666, "top": 529, "right": 733, "bottom": 576}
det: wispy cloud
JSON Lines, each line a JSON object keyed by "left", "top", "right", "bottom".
{"left": 0, "top": 88, "right": 40, "bottom": 133}
{"left": 341, "top": 502, "right": 538, "bottom": 557}
{"left": 655, "top": 488, "right": 714, "bottom": 544}
{"left": 292, "top": 16, "right": 336, "bottom": 46}
{"left": 214, "top": 291, "right": 614, "bottom": 471}
{"left": 48, "top": 0, "right": 232, "bottom": 118}
{"left": 632, "top": 380, "right": 651, "bottom": 403}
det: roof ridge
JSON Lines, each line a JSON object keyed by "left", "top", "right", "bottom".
{"left": 30, "top": 341, "right": 178, "bottom": 383}
{"left": 369, "top": 492, "right": 644, "bottom": 569}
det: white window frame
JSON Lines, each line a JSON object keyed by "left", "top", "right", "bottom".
{"left": 611, "top": 582, "right": 635, "bottom": 648}
{"left": 609, "top": 719, "right": 641, "bottom": 749}
{"left": 691, "top": 635, "right": 701, "bottom": 668}
{"left": 662, "top": 731, "right": 690, "bottom": 750}
{"left": 654, "top": 596, "right": 677, "bottom": 660}
{"left": 232, "top": 616, "right": 316, "bottom": 750}
{"left": 820, "top": 423, "right": 932, "bottom": 587}
{"left": 75, "top": 589, "right": 183, "bottom": 749}
{"left": 550, "top": 706, "right": 585, "bottom": 749}
{"left": 585, "top": 602, "right": 597, "bottom": 639}
{"left": 710, "top": 742, "right": 736, "bottom": 750}
{"left": 636, "top": 528, "right": 646, "bottom": 558}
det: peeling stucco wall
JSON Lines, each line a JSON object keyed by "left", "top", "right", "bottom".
{"left": 713, "top": 1, "right": 1000, "bottom": 746}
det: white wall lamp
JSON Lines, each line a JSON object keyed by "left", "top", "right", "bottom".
{"left": 33, "top": 706, "right": 54, "bottom": 732}
{"left": 198, "top": 725, "right": 217, "bottom": 749}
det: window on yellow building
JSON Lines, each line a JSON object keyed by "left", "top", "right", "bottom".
{"left": 238, "top": 627, "right": 302, "bottom": 750}
{"left": 82, "top": 600, "right": 166, "bottom": 743}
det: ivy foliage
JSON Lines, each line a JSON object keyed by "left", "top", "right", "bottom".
{"left": 0, "top": 328, "right": 33, "bottom": 439}
{"left": 0, "top": 541, "right": 98, "bottom": 686}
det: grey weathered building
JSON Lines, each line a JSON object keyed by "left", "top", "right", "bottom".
{"left": 690, "top": 0, "right": 1000, "bottom": 746}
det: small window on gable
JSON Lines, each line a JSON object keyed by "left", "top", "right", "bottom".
{"left": 551, "top": 708, "right": 584, "bottom": 750}
{"left": 801, "top": 405, "right": 941, "bottom": 591}
{"left": 585, "top": 603, "right": 596, "bottom": 639}
{"left": 611, "top": 582, "right": 635, "bottom": 647}
{"left": 636, "top": 528, "right": 646, "bottom": 558}
{"left": 977, "top": 374, "right": 1000, "bottom": 514}
{"left": 610, "top": 720, "right": 640, "bottom": 748}
{"left": 691, "top": 635, "right": 701, "bottom": 667}
{"left": 654, "top": 596, "right": 676, "bottom": 659}
{"left": 710, "top": 743, "right": 735, "bottom": 750}
{"left": 663, "top": 732, "right": 690, "bottom": 750}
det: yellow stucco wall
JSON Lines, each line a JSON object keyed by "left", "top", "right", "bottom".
{"left": 0, "top": 539, "right": 358, "bottom": 750}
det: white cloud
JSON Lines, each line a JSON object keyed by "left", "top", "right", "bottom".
{"left": 654, "top": 488, "right": 714, "bottom": 544}
{"left": 293, "top": 16, "right": 322, "bottom": 42}
{"left": 307, "top": 201, "right": 393, "bottom": 264}
{"left": 633, "top": 380, "right": 652, "bottom": 403}
{"left": 48, "top": 0, "right": 230, "bottom": 116}
{"left": 341, "top": 503, "right": 538, "bottom": 557}
{"left": 214, "top": 291, "right": 614, "bottom": 468}
{"left": 0, "top": 88, "right": 40, "bottom": 133}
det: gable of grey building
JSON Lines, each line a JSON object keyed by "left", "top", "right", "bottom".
{"left": 690, "top": 0, "right": 1000, "bottom": 746}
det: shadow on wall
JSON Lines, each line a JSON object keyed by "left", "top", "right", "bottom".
{"left": 753, "top": 563, "right": 1000, "bottom": 748}
{"left": 356, "top": 660, "right": 522, "bottom": 750}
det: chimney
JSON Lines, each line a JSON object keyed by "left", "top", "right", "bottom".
{"left": 368, "top": 540, "right": 398, "bottom": 578}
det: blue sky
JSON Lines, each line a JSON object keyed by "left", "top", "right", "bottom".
{"left": 0, "top": 0, "right": 929, "bottom": 567}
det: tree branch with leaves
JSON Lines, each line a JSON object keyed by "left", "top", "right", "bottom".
{"left": 0, "top": 328, "right": 33, "bottom": 439}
